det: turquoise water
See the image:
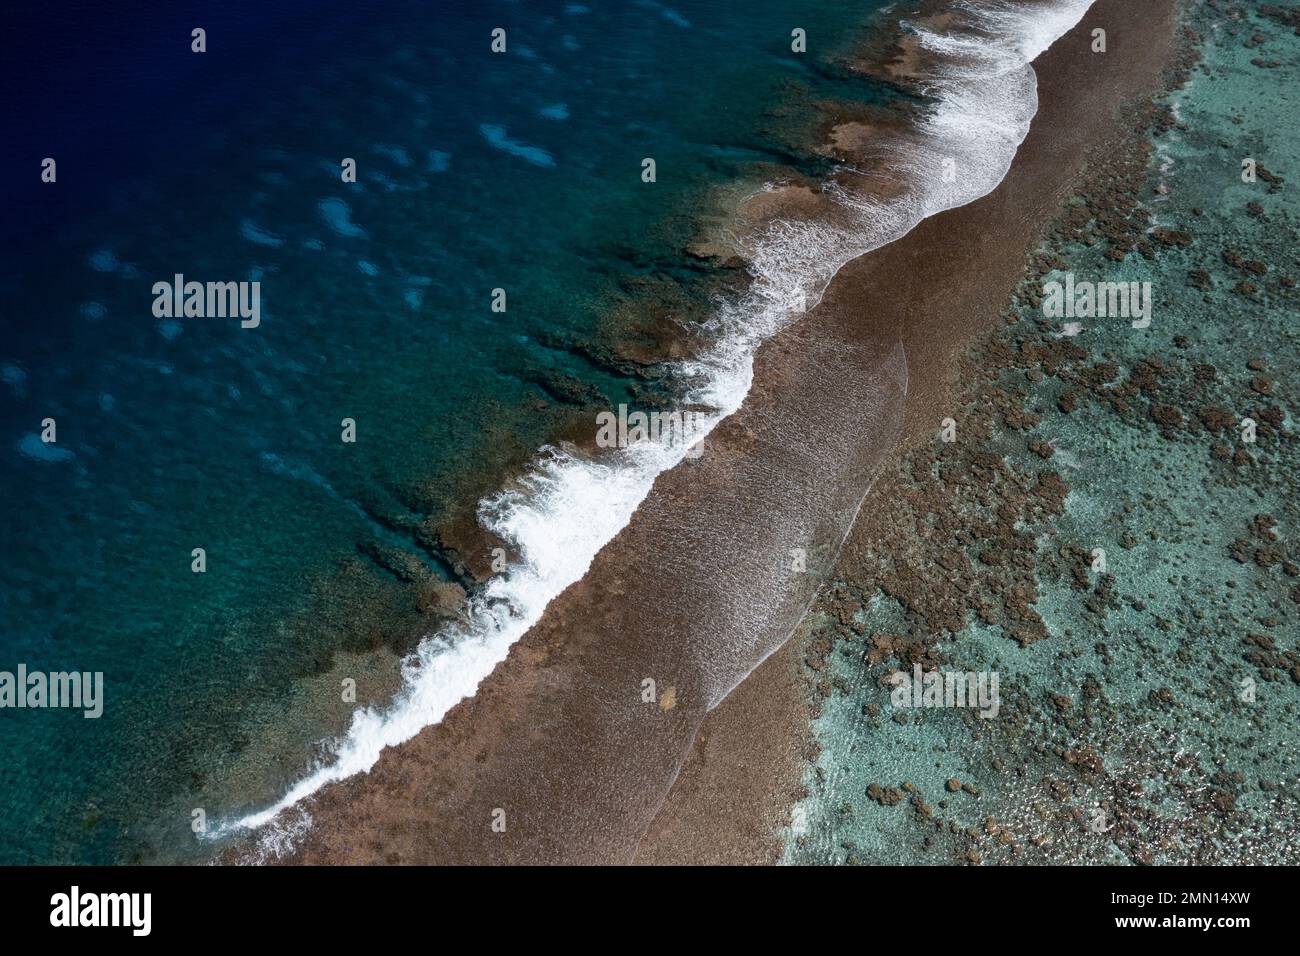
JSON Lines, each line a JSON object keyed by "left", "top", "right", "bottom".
{"left": 0, "top": 0, "right": 897, "bottom": 863}
{"left": 786, "top": 1, "right": 1300, "bottom": 865}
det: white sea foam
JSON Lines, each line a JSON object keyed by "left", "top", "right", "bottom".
{"left": 220, "top": 0, "right": 1095, "bottom": 845}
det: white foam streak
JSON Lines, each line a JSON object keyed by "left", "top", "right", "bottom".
{"left": 222, "top": 429, "right": 719, "bottom": 836}
{"left": 221, "top": 0, "right": 1094, "bottom": 845}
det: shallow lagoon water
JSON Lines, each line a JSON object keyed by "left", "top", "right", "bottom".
{"left": 786, "top": 5, "right": 1299, "bottom": 865}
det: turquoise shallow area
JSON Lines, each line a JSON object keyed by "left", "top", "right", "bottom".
{"left": 786, "top": 3, "right": 1299, "bottom": 865}
{"left": 0, "top": 0, "right": 896, "bottom": 863}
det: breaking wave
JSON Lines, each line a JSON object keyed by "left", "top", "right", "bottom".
{"left": 219, "top": 0, "right": 1095, "bottom": 844}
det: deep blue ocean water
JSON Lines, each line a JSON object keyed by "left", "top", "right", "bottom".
{"left": 0, "top": 0, "right": 893, "bottom": 863}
